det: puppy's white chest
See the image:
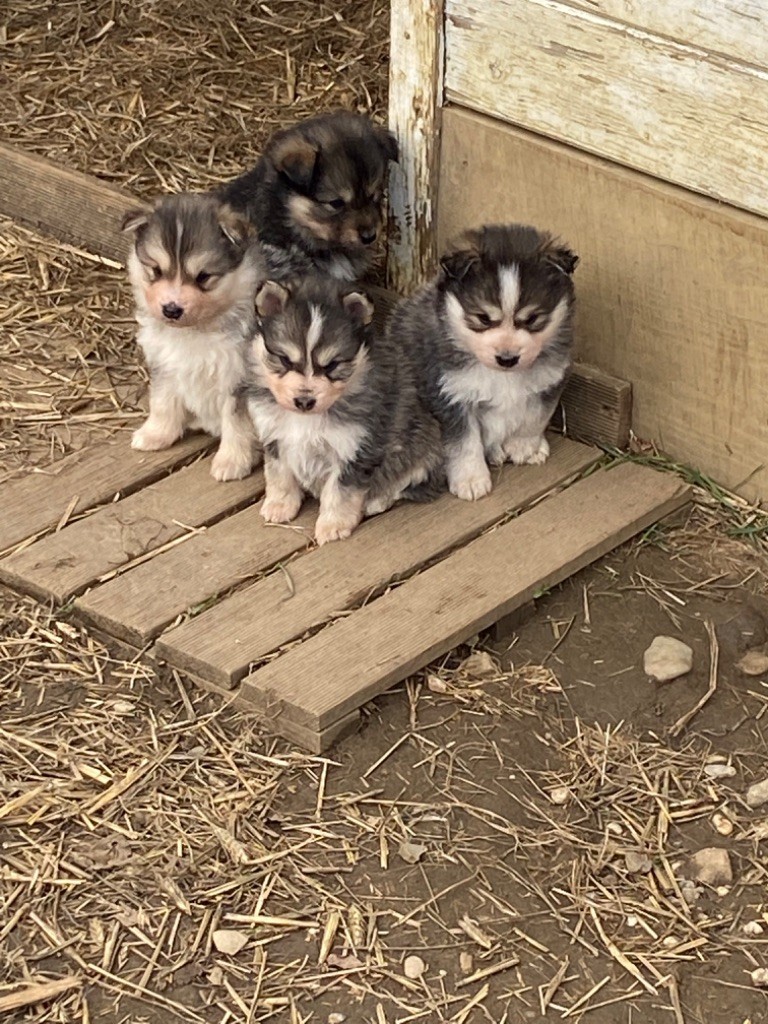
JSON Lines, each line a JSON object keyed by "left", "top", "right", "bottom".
{"left": 252, "top": 403, "right": 364, "bottom": 494}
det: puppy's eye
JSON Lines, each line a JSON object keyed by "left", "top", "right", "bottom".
{"left": 323, "top": 359, "right": 340, "bottom": 375}
{"left": 196, "top": 271, "right": 212, "bottom": 287}
{"left": 521, "top": 311, "right": 546, "bottom": 330}
{"left": 327, "top": 198, "right": 346, "bottom": 211}
{"left": 474, "top": 312, "right": 500, "bottom": 329}
{"left": 148, "top": 265, "right": 162, "bottom": 281}
{"left": 278, "top": 354, "right": 294, "bottom": 371}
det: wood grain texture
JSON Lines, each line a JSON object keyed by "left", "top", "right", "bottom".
{"left": 241, "top": 462, "right": 691, "bottom": 733}
{"left": 76, "top": 503, "right": 314, "bottom": 647}
{"left": 386, "top": 0, "right": 444, "bottom": 292}
{"left": 444, "top": 0, "right": 768, "bottom": 217}
{"left": 0, "top": 459, "right": 264, "bottom": 604}
{"left": 0, "top": 142, "right": 139, "bottom": 264}
{"left": 439, "top": 107, "right": 768, "bottom": 501}
{"left": 0, "top": 433, "right": 211, "bottom": 556}
{"left": 569, "top": 1, "right": 766, "bottom": 67}
{"left": 155, "top": 436, "right": 598, "bottom": 688}
{"left": 370, "top": 286, "right": 631, "bottom": 449}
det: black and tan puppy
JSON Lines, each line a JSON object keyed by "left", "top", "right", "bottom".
{"left": 391, "top": 224, "right": 578, "bottom": 501}
{"left": 243, "top": 277, "right": 443, "bottom": 545}
{"left": 219, "top": 111, "right": 398, "bottom": 282}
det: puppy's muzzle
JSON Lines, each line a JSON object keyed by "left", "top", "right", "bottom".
{"left": 495, "top": 353, "right": 520, "bottom": 369}
{"left": 162, "top": 302, "right": 184, "bottom": 321}
{"left": 293, "top": 395, "right": 317, "bottom": 412}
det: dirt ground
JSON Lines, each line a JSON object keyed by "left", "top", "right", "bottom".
{"left": 3, "top": 2, "right": 768, "bottom": 1023}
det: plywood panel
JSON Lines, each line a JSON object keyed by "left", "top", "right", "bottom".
{"left": 444, "top": 0, "right": 768, "bottom": 217}
{"left": 155, "top": 437, "right": 598, "bottom": 689}
{"left": 240, "top": 462, "right": 690, "bottom": 733}
{"left": 438, "top": 107, "right": 768, "bottom": 502}
{"left": 0, "top": 433, "right": 211, "bottom": 556}
{"left": 0, "top": 459, "right": 264, "bottom": 604}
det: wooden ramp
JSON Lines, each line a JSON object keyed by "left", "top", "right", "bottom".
{"left": 0, "top": 433, "right": 690, "bottom": 750}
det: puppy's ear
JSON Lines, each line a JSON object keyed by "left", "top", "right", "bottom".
{"left": 374, "top": 124, "right": 399, "bottom": 164}
{"left": 218, "top": 203, "right": 254, "bottom": 248}
{"left": 342, "top": 291, "right": 375, "bottom": 326}
{"left": 544, "top": 243, "right": 579, "bottom": 276}
{"left": 439, "top": 235, "right": 481, "bottom": 282}
{"left": 121, "top": 208, "right": 151, "bottom": 234}
{"left": 256, "top": 280, "right": 290, "bottom": 318}
{"left": 270, "top": 135, "right": 319, "bottom": 190}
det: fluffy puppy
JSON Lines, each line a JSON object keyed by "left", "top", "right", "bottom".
{"left": 219, "top": 111, "right": 398, "bottom": 282}
{"left": 243, "top": 278, "right": 443, "bottom": 545}
{"left": 123, "top": 193, "right": 265, "bottom": 481}
{"left": 393, "top": 224, "right": 578, "bottom": 501}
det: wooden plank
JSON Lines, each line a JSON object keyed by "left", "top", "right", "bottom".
{"left": 75, "top": 504, "right": 315, "bottom": 647}
{"left": 0, "top": 433, "right": 211, "bottom": 556}
{"left": 155, "top": 436, "right": 598, "bottom": 689}
{"left": 371, "top": 286, "right": 631, "bottom": 449}
{"left": 444, "top": 0, "right": 768, "bottom": 218}
{"left": 568, "top": 1, "right": 766, "bottom": 69}
{"left": 0, "top": 142, "right": 138, "bottom": 264}
{"left": 386, "top": 0, "right": 444, "bottom": 291}
{"left": 0, "top": 459, "right": 264, "bottom": 605}
{"left": 438, "top": 107, "right": 768, "bottom": 502}
{"left": 241, "top": 462, "right": 691, "bottom": 734}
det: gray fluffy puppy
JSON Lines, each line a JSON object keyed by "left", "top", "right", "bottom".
{"left": 243, "top": 277, "right": 443, "bottom": 545}
{"left": 390, "top": 223, "right": 578, "bottom": 501}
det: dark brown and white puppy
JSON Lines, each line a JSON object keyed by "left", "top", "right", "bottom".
{"left": 243, "top": 278, "right": 443, "bottom": 545}
{"left": 123, "top": 193, "right": 265, "bottom": 481}
{"left": 391, "top": 224, "right": 578, "bottom": 501}
{"left": 219, "top": 111, "right": 398, "bottom": 283}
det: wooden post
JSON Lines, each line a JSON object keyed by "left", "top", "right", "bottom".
{"left": 386, "top": 0, "right": 444, "bottom": 295}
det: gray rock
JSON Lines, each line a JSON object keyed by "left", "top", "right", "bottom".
{"left": 644, "top": 636, "right": 694, "bottom": 683}
{"left": 737, "top": 650, "right": 768, "bottom": 677}
{"left": 687, "top": 848, "right": 733, "bottom": 887}
{"left": 746, "top": 778, "right": 768, "bottom": 808}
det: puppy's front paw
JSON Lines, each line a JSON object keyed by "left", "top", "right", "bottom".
{"left": 314, "top": 514, "right": 358, "bottom": 546}
{"left": 131, "top": 424, "right": 181, "bottom": 451}
{"left": 261, "top": 492, "right": 302, "bottom": 524}
{"left": 448, "top": 461, "right": 492, "bottom": 501}
{"left": 504, "top": 435, "right": 550, "bottom": 466}
{"left": 211, "top": 447, "right": 253, "bottom": 482}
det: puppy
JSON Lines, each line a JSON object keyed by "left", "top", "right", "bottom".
{"left": 393, "top": 224, "right": 578, "bottom": 501}
{"left": 219, "top": 111, "right": 398, "bottom": 282}
{"left": 122, "top": 193, "right": 265, "bottom": 481}
{"left": 243, "top": 278, "right": 443, "bottom": 545}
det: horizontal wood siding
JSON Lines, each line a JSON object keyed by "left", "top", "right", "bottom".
{"left": 444, "top": 0, "right": 768, "bottom": 218}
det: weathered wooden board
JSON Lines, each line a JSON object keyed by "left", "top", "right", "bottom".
{"left": 155, "top": 436, "right": 598, "bottom": 688}
{"left": 444, "top": 0, "right": 768, "bottom": 218}
{"left": 0, "top": 433, "right": 211, "bottom": 556}
{"left": 438, "top": 107, "right": 768, "bottom": 502}
{"left": 0, "top": 142, "right": 139, "bottom": 264}
{"left": 240, "top": 462, "right": 690, "bottom": 734}
{"left": 76, "top": 503, "right": 315, "bottom": 647}
{"left": 386, "top": 0, "right": 444, "bottom": 292}
{"left": 0, "top": 458, "right": 264, "bottom": 605}
{"left": 569, "top": 1, "right": 766, "bottom": 67}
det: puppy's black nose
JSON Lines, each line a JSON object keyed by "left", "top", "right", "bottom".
{"left": 496, "top": 353, "right": 520, "bottom": 369}
{"left": 359, "top": 228, "right": 377, "bottom": 246}
{"left": 162, "top": 302, "right": 184, "bottom": 321}
{"left": 294, "top": 395, "right": 317, "bottom": 412}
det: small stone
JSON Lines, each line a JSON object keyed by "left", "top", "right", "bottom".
{"left": 458, "top": 651, "right": 499, "bottom": 679}
{"left": 110, "top": 699, "right": 135, "bottom": 714}
{"left": 625, "top": 851, "right": 653, "bottom": 874}
{"left": 549, "top": 786, "right": 570, "bottom": 806}
{"left": 207, "top": 965, "right": 225, "bottom": 986}
{"left": 404, "top": 955, "right": 426, "bottom": 980}
{"left": 743, "top": 921, "right": 765, "bottom": 937}
{"left": 212, "top": 930, "right": 249, "bottom": 955}
{"left": 716, "top": 885, "right": 731, "bottom": 897}
{"left": 606, "top": 822, "right": 623, "bottom": 836}
{"left": 626, "top": 914, "right": 638, "bottom": 928}
{"left": 737, "top": 651, "right": 768, "bottom": 676}
{"left": 712, "top": 812, "right": 734, "bottom": 837}
{"left": 398, "top": 841, "right": 427, "bottom": 865}
{"left": 643, "top": 636, "right": 693, "bottom": 683}
{"left": 746, "top": 779, "right": 768, "bottom": 808}
{"left": 328, "top": 1015, "right": 347, "bottom": 1024}
{"left": 427, "top": 675, "right": 448, "bottom": 693}
{"left": 459, "top": 951, "right": 474, "bottom": 974}
{"left": 687, "top": 848, "right": 733, "bottom": 887}
{"left": 662, "top": 935, "right": 680, "bottom": 948}
{"left": 704, "top": 763, "right": 737, "bottom": 780}
{"left": 679, "top": 879, "right": 702, "bottom": 905}
{"left": 751, "top": 967, "right": 768, "bottom": 988}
